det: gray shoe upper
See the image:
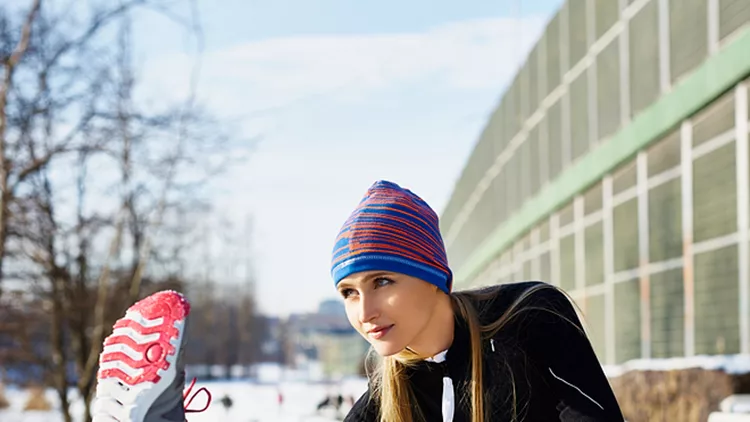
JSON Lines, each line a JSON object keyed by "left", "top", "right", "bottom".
{"left": 143, "top": 319, "right": 189, "bottom": 422}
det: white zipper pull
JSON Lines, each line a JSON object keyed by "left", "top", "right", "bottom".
{"left": 490, "top": 338, "right": 495, "bottom": 352}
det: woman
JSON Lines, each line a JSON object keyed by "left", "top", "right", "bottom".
{"left": 332, "top": 180, "right": 624, "bottom": 422}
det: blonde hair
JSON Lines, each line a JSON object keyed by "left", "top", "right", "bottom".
{"left": 367, "top": 283, "right": 577, "bottom": 422}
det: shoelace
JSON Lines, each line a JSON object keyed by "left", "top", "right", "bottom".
{"left": 183, "top": 377, "right": 212, "bottom": 414}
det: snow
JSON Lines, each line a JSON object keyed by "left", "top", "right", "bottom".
{"left": 708, "top": 412, "right": 750, "bottom": 421}
{"left": 9, "top": 355, "right": 750, "bottom": 420}
{"left": 0, "top": 378, "right": 369, "bottom": 422}
{"left": 721, "top": 395, "right": 750, "bottom": 413}
{"left": 602, "top": 354, "right": 750, "bottom": 379}
{"left": 0, "top": 386, "right": 86, "bottom": 422}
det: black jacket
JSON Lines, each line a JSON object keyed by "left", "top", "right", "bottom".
{"left": 344, "top": 281, "right": 624, "bottom": 421}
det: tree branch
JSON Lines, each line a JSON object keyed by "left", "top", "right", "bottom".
{"left": 79, "top": 204, "right": 127, "bottom": 386}
{"left": 5, "top": 0, "right": 42, "bottom": 68}
{"left": 0, "top": 0, "right": 42, "bottom": 296}
{"left": 42, "top": 0, "right": 146, "bottom": 74}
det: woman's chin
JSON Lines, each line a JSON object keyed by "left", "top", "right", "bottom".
{"left": 371, "top": 341, "right": 405, "bottom": 357}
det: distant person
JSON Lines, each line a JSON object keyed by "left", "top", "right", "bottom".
{"left": 220, "top": 394, "right": 233, "bottom": 412}
{"left": 316, "top": 393, "right": 345, "bottom": 414}
{"left": 316, "top": 395, "right": 332, "bottom": 411}
{"left": 331, "top": 180, "right": 625, "bottom": 421}
{"left": 335, "top": 394, "right": 343, "bottom": 410}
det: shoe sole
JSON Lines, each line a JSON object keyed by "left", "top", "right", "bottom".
{"left": 93, "top": 290, "right": 190, "bottom": 422}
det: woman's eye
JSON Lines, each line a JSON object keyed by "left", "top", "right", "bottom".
{"left": 375, "top": 277, "right": 394, "bottom": 288}
{"left": 341, "top": 289, "right": 356, "bottom": 298}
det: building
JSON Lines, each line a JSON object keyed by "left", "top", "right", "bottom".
{"left": 441, "top": 0, "right": 750, "bottom": 366}
{"left": 318, "top": 299, "right": 347, "bottom": 317}
{"left": 286, "top": 300, "right": 369, "bottom": 379}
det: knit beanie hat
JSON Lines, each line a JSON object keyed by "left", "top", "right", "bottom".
{"left": 331, "top": 180, "right": 453, "bottom": 294}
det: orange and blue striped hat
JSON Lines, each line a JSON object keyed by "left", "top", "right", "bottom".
{"left": 331, "top": 180, "right": 452, "bottom": 294}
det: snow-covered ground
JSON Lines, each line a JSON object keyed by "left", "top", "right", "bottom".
{"left": 0, "top": 378, "right": 369, "bottom": 422}
{"left": 602, "top": 354, "right": 750, "bottom": 378}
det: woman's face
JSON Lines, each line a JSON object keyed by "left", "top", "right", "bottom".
{"left": 337, "top": 271, "right": 441, "bottom": 356}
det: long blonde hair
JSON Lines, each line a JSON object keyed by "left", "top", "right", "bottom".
{"left": 367, "top": 283, "right": 577, "bottom": 422}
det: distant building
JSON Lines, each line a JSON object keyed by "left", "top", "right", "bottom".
{"left": 258, "top": 316, "right": 284, "bottom": 362}
{"left": 285, "top": 300, "right": 369, "bottom": 379}
{"left": 318, "top": 299, "right": 346, "bottom": 317}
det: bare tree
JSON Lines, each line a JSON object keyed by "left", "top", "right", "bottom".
{"left": 183, "top": 280, "right": 263, "bottom": 378}
{"left": 0, "top": 0, "right": 42, "bottom": 294}
{"left": 0, "top": 1, "right": 254, "bottom": 421}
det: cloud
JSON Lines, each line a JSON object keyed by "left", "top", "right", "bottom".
{"left": 141, "top": 16, "right": 546, "bottom": 114}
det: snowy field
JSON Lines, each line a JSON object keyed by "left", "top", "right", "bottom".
{"left": 0, "top": 378, "right": 369, "bottom": 422}
{"left": 602, "top": 354, "right": 750, "bottom": 378}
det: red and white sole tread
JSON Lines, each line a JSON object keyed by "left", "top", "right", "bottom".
{"left": 93, "top": 290, "right": 190, "bottom": 422}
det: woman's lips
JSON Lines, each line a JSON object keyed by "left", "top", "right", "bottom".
{"left": 367, "top": 324, "right": 394, "bottom": 340}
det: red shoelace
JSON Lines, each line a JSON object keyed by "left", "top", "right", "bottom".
{"left": 184, "top": 377, "right": 212, "bottom": 414}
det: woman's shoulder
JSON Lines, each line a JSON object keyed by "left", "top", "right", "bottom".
{"left": 463, "top": 280, "right": 567, "bottom": 323}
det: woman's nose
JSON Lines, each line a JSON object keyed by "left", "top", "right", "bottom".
{"left": 358, "top": 293, "right": 380, "bottom": 324}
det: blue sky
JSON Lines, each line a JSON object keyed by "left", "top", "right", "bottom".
{"left": 135, "top": 1, "right": 561, "bottom": 50}
{"left": 133, "top": 0, "right": 562, "bottom": 316}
